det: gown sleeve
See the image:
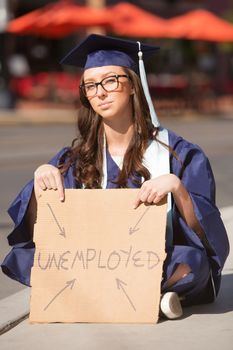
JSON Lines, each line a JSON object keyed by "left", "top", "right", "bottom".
{"left": 169, "top": 131, "right": 230, "bottom": 292}
{"left": 1, "top": 147, "right": 74, "bottom": 286}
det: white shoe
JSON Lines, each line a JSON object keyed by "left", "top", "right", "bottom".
{"left": 160, "top": 292, "right": 183, "bottom": 319}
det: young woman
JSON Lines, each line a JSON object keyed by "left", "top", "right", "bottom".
{"left": 1, "top": 34, "right": 229, "bottom": 320}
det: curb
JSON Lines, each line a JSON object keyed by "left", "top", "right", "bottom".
{"left": 0, "top": 288, "right": 30, "bottom": 335}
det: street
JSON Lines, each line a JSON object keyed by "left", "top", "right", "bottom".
{"left": 0, "top": 115, "right": 233, "bottom": 299}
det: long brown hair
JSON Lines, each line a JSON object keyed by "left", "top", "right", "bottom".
{"left": 60, "top": 67, "right": 171, "bottom": 188}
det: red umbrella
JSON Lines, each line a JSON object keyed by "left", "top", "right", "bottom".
{"left": 166, "top": 9, "right": 233, "bottom": 42}
{"left": 8, "top": 2, "right": 233, "bottom": 42}
{"left": 7, "top": 0, "right": 111, "bottom": 38}
{"left": 110, "top": 2, "right": 169, "bottom": 38}
{"left": 7, "top": 1, "right": 168, "bottom": 39}
{"left": 7, "top": 6, "right": 43, "bottom": 34}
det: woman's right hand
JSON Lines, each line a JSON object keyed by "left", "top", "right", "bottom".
{"left": 34, "top": 164, "right": 64, "bottom": 202}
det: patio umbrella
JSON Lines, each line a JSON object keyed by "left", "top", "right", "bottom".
{"left": 7, "top": 1, "right": 169, "bottom": 39}
{"left": 110, "top": 2, "right": 169, "bottom": 38}
{"left": 8, "top": 2, "right": 233, "bottom": 42}
{"left": 7, "top": 0, "right": 111, "bottom": 38}
{"left": 166, "top": 9, "right": 233, "bottom": 42}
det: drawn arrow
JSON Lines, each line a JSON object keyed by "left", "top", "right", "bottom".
{"left": 46, "top": 203, "right": 66, "bottom": 237}
{"left": 43, "top": 278, "right": 76, "bottom": 311}
{"left": 129, "top": 207, "right": 150, "bottom": 235}
{"left": 116, "top": 278, "right": 136, "bottom": 312}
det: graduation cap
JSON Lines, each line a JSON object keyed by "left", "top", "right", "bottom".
{"left": 61, "top": 34, "right": 160, "bottom": 127}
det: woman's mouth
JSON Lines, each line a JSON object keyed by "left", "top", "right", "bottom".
{"left": 98, "top": 101, "right": 113, "bottom": 109}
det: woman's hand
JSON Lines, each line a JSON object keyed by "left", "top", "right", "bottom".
{"left": 133, "top": 174, "right": 205, "bottom": 238}
{"left": 34, "top": 164, "right": 64, "bottom": 202}
{"left": 133, "top": 174, "right": 180, "bottom": 209}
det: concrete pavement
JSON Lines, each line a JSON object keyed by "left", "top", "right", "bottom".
{"left": 0, "top": 289, "right": 29, "bottom": 336}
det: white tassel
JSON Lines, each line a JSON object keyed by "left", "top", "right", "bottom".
{"left": 101, "top": 132, "right": 108, "bottom": 189}
{"left": 137, "top": 41, "right": 160, "bottom": 128}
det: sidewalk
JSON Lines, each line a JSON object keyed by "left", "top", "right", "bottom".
{"left": 0, "top": 206, "right": 232, "bottom": 350}
{"left": 0, "top": 108, "right": 76, "bottom": 125}
{"left": 0, "top": 105, "right": 233, "bottom": 126}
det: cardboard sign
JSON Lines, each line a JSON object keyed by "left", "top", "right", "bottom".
{"left": 29, "top": 189, "right": 167, "bottom": 323}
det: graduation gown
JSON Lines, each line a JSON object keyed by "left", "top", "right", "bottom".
{"left": 1, "top": 129, "right": 229, "bottom": 305}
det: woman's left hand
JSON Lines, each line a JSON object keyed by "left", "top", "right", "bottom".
{"left": 133, "top": 174, "right": 180, "bottom": 209}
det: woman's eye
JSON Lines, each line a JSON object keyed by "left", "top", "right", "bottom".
{"left": 103, "top": 77, "right": 116, "bottom": 85}
{"left": 85, "top": 84, "right": 95, "bottom": 91}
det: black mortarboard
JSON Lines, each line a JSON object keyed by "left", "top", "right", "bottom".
{"left": 60, "top": 34, "right": 159, "bottom": 72}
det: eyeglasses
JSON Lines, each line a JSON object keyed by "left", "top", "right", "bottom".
{"left": 80, "top": 74, "right": 129, "bottom": 98}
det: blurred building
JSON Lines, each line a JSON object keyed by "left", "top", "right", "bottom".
{"left": 1, "top": 0, "right": 233, "bottom": 111}
{"left": 0, "top": 0, "right": 15, "bottom": 108}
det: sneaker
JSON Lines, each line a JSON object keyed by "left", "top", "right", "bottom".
{"left": 160, "top": 292, "right": 183, "bottom": 319}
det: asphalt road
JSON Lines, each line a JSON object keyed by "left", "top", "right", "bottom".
{"left": 0, "top": 115, "right": 233, "bottom": 299}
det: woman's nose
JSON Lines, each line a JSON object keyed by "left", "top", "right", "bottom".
{"left": 96, "top": 84, "right": 107, "bottom": 97}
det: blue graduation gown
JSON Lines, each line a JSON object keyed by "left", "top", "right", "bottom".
{"left": 1, "top": 129, "right": 229, "bottom": 305}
